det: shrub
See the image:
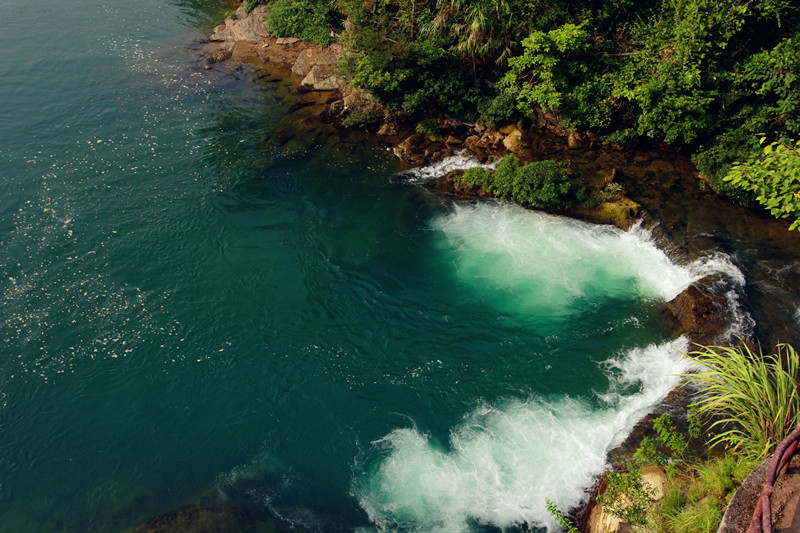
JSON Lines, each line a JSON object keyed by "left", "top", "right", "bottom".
{"left": 596, "top": 469, "right": 655, "bottom": 526}
{"left": 477, "top": 90, "right": 520, "bottom": 128}
{"left": 634, "top": 414, "right": 689, "bottom": 467}
{"left": 264, "top": 0, "right": 333, "bottom": 47}
{"left": 415, "top": 119, "right": 441, "bottom": 136}
{"left": 724, "top": 137, "right": 800, "bottom": 231}
{"left": 459, "top": 156, "right": 579, "bottom": 209}
{"left": 340, "top": 108, "right": 376, "bottom": 129}
{"left": 243, "top": 0, "right": 262, "bottom": 13}
{"left": 683, "top": 342, "right": 800, "bottom": 458}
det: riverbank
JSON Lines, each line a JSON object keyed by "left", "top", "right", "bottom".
{"left": 180, "top": 6, "right": 749, "bottom": 533}
{"left": 201, "top": 4, "right": 800, "bottom": 345}
{"left": 194, "top": 6, "right": 800, "bottom": 533}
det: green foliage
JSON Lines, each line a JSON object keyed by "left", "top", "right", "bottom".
{"left": 501, "top": 23, "right": 592, "bottom": 116}
{"left": 415, "top": 119, "right": 441, "bottom": 135}
{"left": 683, "top": 342, "right": 800, "bottom": 458}
{"left": 725, "top": 137, "right": 800, "bottom": 230}
{"left": 477, "top": 90, "right": 520, "bottom": 128}
{"left": 635, "top": 414, "right": 691, "bottom": 470}
{"left": 340, "top": 32, "right": 488, "bottom": 119}
{"left": 654, "top": 455, "right": 758, "bottom": 533}
{"left": 264, "top": 0, "right": 333, "bottom": 47}
{"left": 340, "top": 108, "right": 376, "bottom": 129}
{"left": 600, "top": 182, "right": 625, "bottom": 200}
{"left": 545, "top": 499, "right": 580, "bottom": 533}
{"left": 243, "top": 0, "right": 262, "bottom": 13}
{"left": 667, "top": 498, "right": 724, "bottom": 533}
{"left": 596, "top": 469, "right": 655, "bottom": 526}
{"left": 459, "top": 156, "right": 579, "bottom": 209}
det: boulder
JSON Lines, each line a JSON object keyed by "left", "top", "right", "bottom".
{"left": 209, "top": 6, "right": 269, "bottom": 43}
{"left": 291, "top": 49, "right": 314, "bottom": 77}
{"left": 299, "top": 66, "right": 341, "bottom": 92}
{"left": 463, "top": 135, "right": 481, "bottom": 151}
{"left": 377, "top": 120, "right": 398, "bottom": 136}
{"left": 476, "top": 130, "right": 505, "bottom": 150}
{"left": 502, "top": 127, "right": 524, "bottom": 152}
{"left": 664, "top": 278, "right": 727, "bottom": 344}
{"left": 567, "top": 130, "right": 583, "bottom": 149}
{"left": 393, "top": 133, "right": 432, "bottom": 166}
{"left": 291, "top": 44, "right": 344, "bottom": 77}
{"left": 587, "top": 467, "right": 666, "bottom": 533}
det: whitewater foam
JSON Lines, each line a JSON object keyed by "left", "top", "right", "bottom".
{"left": 355, "top": 339, "right": 691, "bottom": 533}
{"left": 430, "top": 203, "right": 697, "bottom": 315}
{"left": 399, "top": 151, "right": 495, "bottom": 184}
{"left": 356, "top": 201, "right": 750, "bottom": 532}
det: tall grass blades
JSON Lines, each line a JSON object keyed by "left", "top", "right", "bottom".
{"left": 683, "top": 343, "right": 800, "bottom": 459}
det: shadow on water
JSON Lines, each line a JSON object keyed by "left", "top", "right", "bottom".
{"left": 171, "top": 0, "right": 240, "bottom": 31}
{"left": 616, "top": 165, "right": 800, "bottom": 347}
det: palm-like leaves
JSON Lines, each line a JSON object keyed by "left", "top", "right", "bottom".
{"left": 683, "top": 343, "right": 800, "bottom": 459}
{"left": 424, "top": 0, "right": 517, "bottom": 62}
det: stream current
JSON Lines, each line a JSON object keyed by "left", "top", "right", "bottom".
{"left": 1, "top": 1, "right": 799, "bottom": 532}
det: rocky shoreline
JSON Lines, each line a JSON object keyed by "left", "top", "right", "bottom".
{"left": 184, "top": 7, "right": 769, "bottom": 533}
{"left": 202, "top": 4, "right": 734, "bottom": 344}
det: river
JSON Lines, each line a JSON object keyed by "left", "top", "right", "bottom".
{"left": 1, "top": 1, "right": 799, "bottom": 532}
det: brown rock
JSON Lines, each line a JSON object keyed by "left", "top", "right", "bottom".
{"left": 463, "top": 135, "right": 481, "bottom": 151}
{"left": 665, "top": 279, "right": 727, "bottom": 344}
{"left": 502, "top": 128, "right": 524, "bottom": 152}
{"left": 445, "top": 135, "right": 462, "bottom": 145}
{"left": 393, "top": 133, "right": 432, "bottom": 166}
{"left": 209, "top": 6, "right": 269, "bottom": 43}
{"left": 299, "top": 65, "right": 341, "bottom": 91}
{"left": 477, "top": 130, "right": 504, "bottom": 150}
{"left": 567, "top": 131, "right": 583, "bottom": 149}
{"left": 377, "top": 120, "right": 398, "bottom": 136}
{"left": 276, "top": 37, "right": 301, "bottom": 45}
{"left": 640, "top": 466, "right": 667, "bottom": 500}
{"left": 291, "top": 49, "right": 314, "bottom": 77}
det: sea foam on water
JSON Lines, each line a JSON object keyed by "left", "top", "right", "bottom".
{"left": 356, "top": 198, "right": 744, "bottom": 532}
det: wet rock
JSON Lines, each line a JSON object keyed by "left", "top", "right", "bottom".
{"left": 574, "top": 197, "right": 642, "bottom": 229}
{"left": 664, "top": 278, "right": 728, "bottom": 345}
{"left": 209, "top": 6, "right": 269, "bottom": 43}
{"left": 445, "top": 135, "right": 462, "bottom": 145}
{"left": 436, "top": 169, "right": 491, "bottom": 198}
{"left": 393, "top": 133, "right": 432, "bottom": 166}
{"left": 377, "top": 120, "right": 397, "bottom": 136}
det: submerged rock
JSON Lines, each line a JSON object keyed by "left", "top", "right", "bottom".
{"left": 127, "top": 506, "right": 248, "bottom": 533}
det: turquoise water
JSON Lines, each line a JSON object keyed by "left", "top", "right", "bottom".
{"left": 0, "top": 1, "right": 752, "bottom": 532}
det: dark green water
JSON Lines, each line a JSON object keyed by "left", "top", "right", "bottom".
{"left": 0, "top": 1, "right": 779, "bottom": 532}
